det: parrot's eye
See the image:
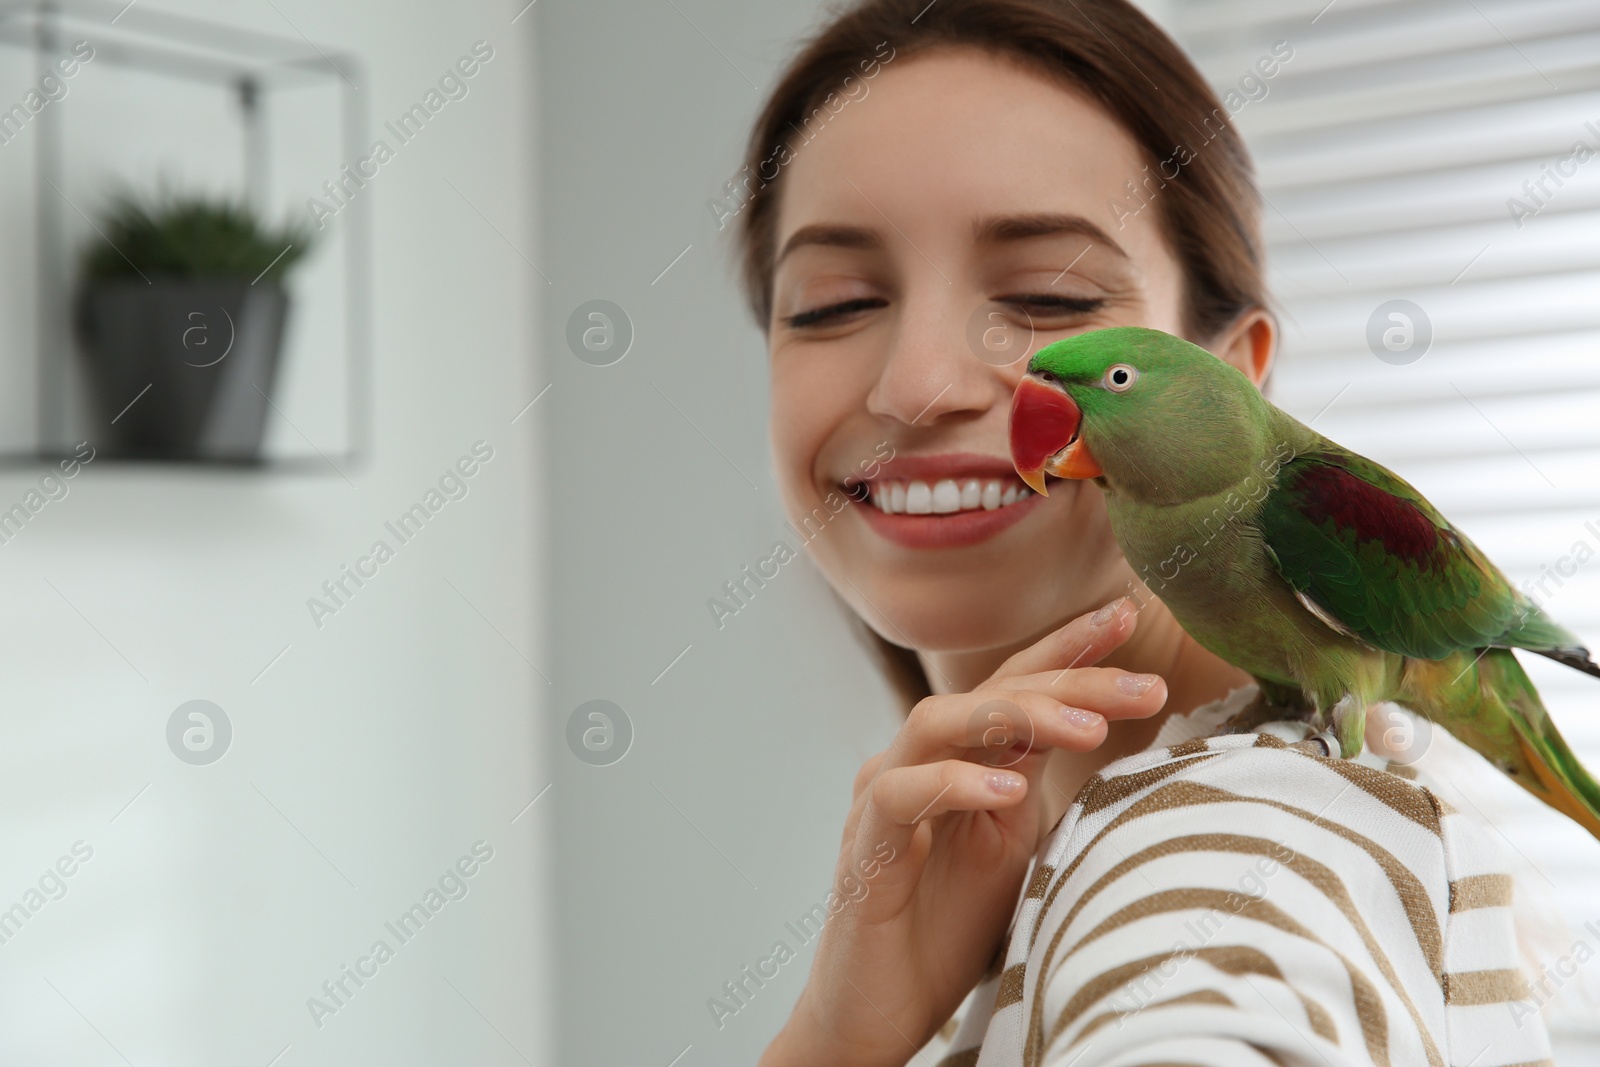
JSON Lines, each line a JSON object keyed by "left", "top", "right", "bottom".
{"left": 1104, "top": 364, "right": 1138, "bottom": 392}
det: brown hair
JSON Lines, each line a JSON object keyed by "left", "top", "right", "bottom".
{"left": 733, "top": 0, "right": 1268, "bottom": 711}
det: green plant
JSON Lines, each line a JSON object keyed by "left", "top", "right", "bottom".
{"left": 81, "top": 188, "right": 314, "bottom": 285}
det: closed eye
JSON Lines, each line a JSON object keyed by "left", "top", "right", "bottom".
{"left": 783, "top": 293, "right": 1103, "bottom": 329}
{"left": 996, "top": 294, "right": 1106, "bottom": 316}
{"left": 784, "top": 297, "right": 887, "bottom": 329}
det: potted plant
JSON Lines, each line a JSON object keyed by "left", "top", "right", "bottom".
{"left": 74, "top": 188, "right": 313, "bottom": 461}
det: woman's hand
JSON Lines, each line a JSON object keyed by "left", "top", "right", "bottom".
{"left": 759, "top": 596, "right": 1167, "bottom": 1067}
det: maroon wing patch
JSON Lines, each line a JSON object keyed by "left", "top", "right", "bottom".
{"left": 1287, "top": 462, "right": 1442, "bottom": 566}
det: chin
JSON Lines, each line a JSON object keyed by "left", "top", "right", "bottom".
{"left": 833, "top": 551, "right": 1073, "bottom": 655}
{"left": 881, "top": 613, "right": 1046, "bottom": 656}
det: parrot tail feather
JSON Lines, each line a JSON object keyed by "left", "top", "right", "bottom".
{"left": 1478, "top": 649, "right": 1600, "bottom": 842}
{"left": 1529, "top": 644, "right": 1600, "bottom": 681}
{"left": 1511, "top": 728, "right": 1600, "bottom": 842}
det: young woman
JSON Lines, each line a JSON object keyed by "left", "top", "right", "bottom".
{"left": 737, "top": 2, "right": 1554, "bottom": 1065}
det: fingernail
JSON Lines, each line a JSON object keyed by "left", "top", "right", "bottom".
{"left": 1090, "top": 597, "right": 1126, "bottom": 628}
{"left": 987, "top": 771, "right": 1024, "bottom": 795}
{"left": 1061, "top": 706, "right": 1104, "bottom": 730}
{"left": 1118, "top": 673, "right": 1159, "bottom": 696}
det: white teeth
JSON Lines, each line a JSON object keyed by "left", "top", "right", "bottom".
{"left": 905, "top": 481, "right": 933, "bottom": 514}
{"left": 867, "top": 477, "right": 1035, "bottom": 515}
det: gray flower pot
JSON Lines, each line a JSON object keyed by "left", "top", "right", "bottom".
{"left": 75, "top": 279, "right": 291, "bottom": 461}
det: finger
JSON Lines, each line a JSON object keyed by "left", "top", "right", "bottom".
{"left": 983, "top": 595, "right": 1139, "bottom": 684}
{"left": 890, "top": 688, "right": 1110, "bottom": 769}
{"left": 990, "top": 665, "right": 1168, "bottom": 722}
{"left": 852, "top": 751, "right": 887, "bottom": 801}
{"left": 867, "top": 759, "right": 1029, "bottom": 829}
{"left": 841, "top": 750, "right": 892, "bottom": 856}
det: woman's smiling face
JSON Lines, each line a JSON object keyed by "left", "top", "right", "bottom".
{"left": 767, "top": 45, "right": 1193, "bottom": 655}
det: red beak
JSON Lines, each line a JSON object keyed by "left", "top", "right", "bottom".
{"left": 1009, "top": 376, "right": 1099, "bottom": 495}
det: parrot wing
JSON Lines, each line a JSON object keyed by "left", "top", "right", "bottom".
{"left": 1257, "top": 444, "right": 1574, "bottom": 661}
{"left": 1259, "top": 445, "right": 1600, "bottom": 844}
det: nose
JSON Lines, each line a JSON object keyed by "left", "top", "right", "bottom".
{"left": 864, "top": 289, "right": 1012, "bottom": 428}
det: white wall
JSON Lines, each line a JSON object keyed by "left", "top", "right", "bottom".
{"left": 0, "top": 2, "right": 551, "bottom": 1065}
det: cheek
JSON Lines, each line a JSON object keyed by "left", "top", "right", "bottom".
{"left": 768, "top": 350, "right": 872, "bottom": 468}
{"left": 768, "top": 358, "right": 843, "bottom": 498}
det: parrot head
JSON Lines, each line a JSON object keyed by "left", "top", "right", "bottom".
{"left": 1009, "top": 326, "right": 1269, "bottom": 504}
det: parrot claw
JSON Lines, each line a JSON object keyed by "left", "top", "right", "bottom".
{"left": 1329, "top": 693, "right": 1367, "bottom": 760}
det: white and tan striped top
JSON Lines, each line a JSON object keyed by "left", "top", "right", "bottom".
{"left": 920, "top": 685, "right": 1553, "bottom": 1067}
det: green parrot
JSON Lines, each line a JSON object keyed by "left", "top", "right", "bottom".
{"left": 1008, "top": 325, "right": 1600, "bottom": 840}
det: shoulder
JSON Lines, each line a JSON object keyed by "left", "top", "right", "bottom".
{"left": 1072, "top": 728, "right": 1451, "bottom": 857}
{"left": 1046, "top": 731, "right": 1456, "bottom": 1002}
{"left": 945, "top": 731, "right": 1553, "bottom": 1067}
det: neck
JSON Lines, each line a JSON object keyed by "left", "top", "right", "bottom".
{"left": 915, "top": 588, "right": 1256, "bottom": 836}
{"left": 917, "top": 588, "right": 1231, "bottom": 701}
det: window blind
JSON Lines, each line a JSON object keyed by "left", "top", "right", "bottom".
{"left": 1171, "top": 0, "right": 1600, "bottom": 1049}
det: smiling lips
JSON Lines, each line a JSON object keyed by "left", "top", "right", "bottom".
{"left": 867, "top": 475, "right": 1035, "bottom": 514}
{"left": 844, "top": 452, "right": 1051, "bottom": 549}
{"left": 851, "top": 379, "right": 1100, "bottom": 550}
{"left": 839, "top": 375, "right": 1101, "bottom": 552}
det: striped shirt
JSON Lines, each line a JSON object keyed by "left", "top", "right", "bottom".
{"left": 920, "top": 685, "right": 1552, "bottom": 1067}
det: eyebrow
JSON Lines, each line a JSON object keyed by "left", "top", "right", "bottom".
{"left": 774, "top": 223, "right": 883, "bottom": 267}
{"left": 773, "top": 211, "right": 1128, "bottom": 269}
{"left": 972, "top": 212, "right": 1128, "bottom": 259}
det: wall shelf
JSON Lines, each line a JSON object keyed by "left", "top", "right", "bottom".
{"left": 0, "top": 0, "right": 370, "bottom": 470}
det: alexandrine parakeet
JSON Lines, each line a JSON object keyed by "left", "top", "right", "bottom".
{"left": 1008, "top": 325, "right": 1600, "bottom": 840}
